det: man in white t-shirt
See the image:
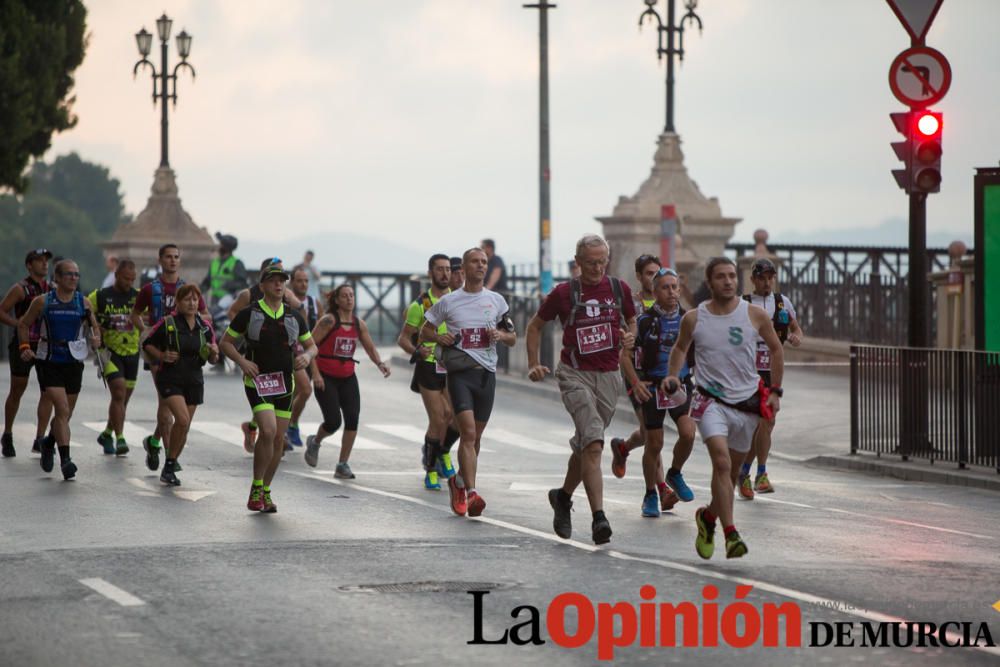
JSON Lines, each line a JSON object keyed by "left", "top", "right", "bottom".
{"left": 738, "top": 257, "right": 804, "bottom": 499}
{"left": 421, "top": 248, "right": 516, "bottom": 520}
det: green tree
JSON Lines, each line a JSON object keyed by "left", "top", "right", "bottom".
{"left": 0, "top": 0, "right": 87, "bottom": 193}
{"left": 28, "top": 153, "right": 130, "bottom": 236}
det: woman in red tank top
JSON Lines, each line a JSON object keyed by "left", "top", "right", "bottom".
{"left": 304, "top": 284, "right": 390, "bottom": 479}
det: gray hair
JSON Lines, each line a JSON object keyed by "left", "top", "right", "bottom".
{"left": 575, "top": 234, "right": 610, "bottom": 257}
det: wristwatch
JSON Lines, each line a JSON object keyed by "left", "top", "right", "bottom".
{"left": 770, "top": 386, "right": 784, "bottom": 397}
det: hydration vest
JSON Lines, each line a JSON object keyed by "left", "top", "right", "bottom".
{"left": 245, "top": 300, "right": 300, "bottom": 351}
{"left": 163, "top": 314, "right": 213, "bottom": 361}
{"left": 15, "top": 277, "right": 47, "bottom": 341}
{"left": 566, "top": 277, "right": 626, "bottom": 328}
{"left": 742, "top": 293, "right": 790, "bottom": 343}
{"left": 37, "top": 290, "right": 86, "bottom": 362}
{"left": 151, "top": 277, "right": 185, "bottom": 323}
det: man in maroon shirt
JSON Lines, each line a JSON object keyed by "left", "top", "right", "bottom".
{"left": 525, "top": 234, "right": 637, "bottom": 545}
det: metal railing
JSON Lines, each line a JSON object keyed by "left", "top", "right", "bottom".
{"left": 850, "top": 344, "right": 1000, "bottom": 472}
{"left": 318, "top": 271, "right": 419, "bottom": 346}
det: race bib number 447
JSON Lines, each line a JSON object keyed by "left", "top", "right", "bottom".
{"left": 576, "top": 323, "right": 613, "bottom": 355}
{"left": 254, "top": 372, "right": 287, "bottom": 397}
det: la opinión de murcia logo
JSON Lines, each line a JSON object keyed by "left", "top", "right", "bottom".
{"left": 468, "top": 586, "right": 996, "bottom": 660}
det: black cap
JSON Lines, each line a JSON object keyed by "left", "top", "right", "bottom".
{"left": 260, "top": 266, "right": 289, "bottom": 281}
{"left": 751, "top": 257, "right": 777, "bottom": 277}
{"left": 450, "top": 256, "right": 462, "bottom": 270}
{"left": 215, "top": 233, "right": 238, "bottom": 251}
{"left": 25, "top": 248, "right": 53, "bottom": 264}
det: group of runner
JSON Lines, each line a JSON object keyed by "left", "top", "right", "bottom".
{"left": 2, "top": 235, "right": 802, "bottom": 559}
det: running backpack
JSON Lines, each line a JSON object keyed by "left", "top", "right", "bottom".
{"left": 162, "top": 314, "right": 213, "bottom": 361}
{"left": 245, "top": 300, "right": 300, "bottom": 351}
{"left": 566, "top": 277, "right": 626, "bottom": 328}
{"left": 150, "top": 277, "right": 185, "bottom": 323}
{"left": 742, "top": 293, "right": 789, "bottom": 343}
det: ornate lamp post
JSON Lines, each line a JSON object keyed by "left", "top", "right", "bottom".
{"left": 133, "top": 14, "right": 196, "bottom": 168}
{"left": 639, "top": 0, "right": 704, "bottom": 133}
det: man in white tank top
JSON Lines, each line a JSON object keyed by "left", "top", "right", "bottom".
{"left": 662, "top": 257, "right": 785, "bottom": 561}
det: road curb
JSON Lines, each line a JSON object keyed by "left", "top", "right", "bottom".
{"left": 807, "top": 453, "right": 1000, "bottom": 493}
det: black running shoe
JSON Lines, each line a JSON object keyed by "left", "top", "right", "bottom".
{"left": 61, "top": 459, "right": 77, "bottom": 480}
{"left": 592, "top": 515, "right": 612, "bottom": 545}
{"left": 160, "top": 465, "right": 180, "bottom": 486}
{"left": 1, "top": 432, "right": 15, "bottom": 458}
{"left": 31, "top": 437, "right": 41, "bottom": 454}
{"left": 40, "top": 436, "right": 55, "bottom": 473}
{"left": 548, "top": 488, "right": 573, "bottom": 539}
{"left": 143, "top": 436, "right": 160, "bottom": 471}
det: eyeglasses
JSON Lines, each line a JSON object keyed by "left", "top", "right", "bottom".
{"left": 578, "top": 258, "right": 609, "bottom": 268}
{"left": 58, "top": 271, "right": 81, "bottom": 278}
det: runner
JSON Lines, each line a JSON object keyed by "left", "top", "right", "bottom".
{"left": 526, "top": 234, "right": 636, "bottom": 544}
{"left": 737, "top": 257, "right": 804, "bottom": 499}
{"left": 396, "top": 254, "right": 460, "bottom": 490}
{"left": 0, "top": 248, "right": 54, "bottom": 457}
{"left": 221, "top": 265, "right": 318, "bottom": 513}
{"left": 610, "top": 254, "right": 681, "bottom": 510}
{"left": 88, "top": 260, "right": 140, "bottom": 457}
{"left": 18, "top": 260, "right": 100, "bottom": 480}
{"left": 620, "top": 267, "right": 697, "bottom": 517}
{"left": 227, "top": 258, "right": 309, "bottom": 454}
{"left": 448, "top": 256, "right": 465, "bottom": 291}
{"left": 286, "top": 266, "right": 323, "bottom": 448}
{"left": 304, "top": 284, "right": 391, "bottom": 478}
{"left": 420, "top": 248, "right": 515, "bottom": 518}
{"left": 130, "top": 244, "right": 208, "bottom": 471}
{"left": 142, "top": 285, "right": 218, "bottom": 486}
{"left": 661, "top": 257, "right": 784, "bottom": 560}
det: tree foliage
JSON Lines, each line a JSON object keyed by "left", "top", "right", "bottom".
{"left": 0, "top": 153, "right": 128, "bottom": 293}
{"left": 0, "top": 0, "right": 87, "bottom": 193}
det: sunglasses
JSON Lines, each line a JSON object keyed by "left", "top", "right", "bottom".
{"left": 656, "top": 267, "right": 679, "bottom": 278}
{"left": 33, "top": 248, "right": 49, "bottom": 255}
{"left": 268, "top": 257, "right": 282, "bottom": 266}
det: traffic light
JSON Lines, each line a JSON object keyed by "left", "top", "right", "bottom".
{"left": 890, "top": 110, "right": 943, "bottom": 194}
{"left": 911, "top": 110, "right": 942, "bottom": 193}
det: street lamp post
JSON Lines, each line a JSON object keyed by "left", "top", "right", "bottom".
{"left": 639, "top": 0, "right": 704, "bottom": 133}
{"left": 133, "top": 14, "right": 195, "bottom": 168}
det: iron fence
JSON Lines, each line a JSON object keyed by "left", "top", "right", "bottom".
{"left": 850, "top": 344, "right": 1000, "bottom": 472}
{"left": 318, "top": 271, "right": 420, "bottom": 346}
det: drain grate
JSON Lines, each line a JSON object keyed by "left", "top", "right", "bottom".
{"left": 339, "top": 581, "right": 515, "bottom": 594}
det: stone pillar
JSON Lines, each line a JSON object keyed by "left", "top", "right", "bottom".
{"left": 597, "top": 132, "right": 741, "bottom": 286}
{"left": 103, "top": 167, "right": 215, "bottom": 286}
{"left": 930, "top": 240, "right": 975, "bottom": 349}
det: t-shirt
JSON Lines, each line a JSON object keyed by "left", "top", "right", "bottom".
{"left": 536, "top": 277, "right": 636, "bottom": 373}
{"left": 424, "top": 288, "right": 509, "bottom": 373}
{"left": 486, "top": 255, "right": 508, "bottom": 293}
{"left": 227, "top": 300, "right": 311, "bottom": 390}
{"left": 134, "top": 278, "right": 207, "bottom": 324}
{"left": 144, "top": 314, "right": 214, "bottom": 386}
{"left": 404, "top": 289, "right": 450, "bottom": 363}
{"left": 88, "top": 286, "right": 139, "bottom": 356}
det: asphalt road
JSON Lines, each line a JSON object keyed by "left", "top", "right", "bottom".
{"left": 1, "top": 356, "right": 998, "bottom": 666}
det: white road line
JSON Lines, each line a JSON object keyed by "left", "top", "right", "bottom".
{"left": 507, "top": 482, "right": 632, "bottom": 506}
{"left": 188, "top": 421, "right": 246, "bottom": 449}
{"left": 368, "top": 424, "right": 428, "bottom": 443}
{"left": 79, "top": 578, "right": 145, "bottom": 607}
{"left": 288, "top": 471, "right": 1000, "bottom": 658}
{"left": 82, "top": 421, "right": 148, "bottom": 446}
{"left": 296, "top": 423, "right": 395, "bottom": 450}
{"left": 484, "top": 428, "right": 566, "bottom": 455}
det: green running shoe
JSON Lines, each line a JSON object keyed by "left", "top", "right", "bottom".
{"left": 726, "top": 530, "right": 748, "bottom": 559}
{"left": 97, "top": 432, "right": 115, "bottom": 455}
{"left": 115, "top": 439, "right": 129, "bottom": 457}
{"left": 694, "top": 507, "right": 715, "bottom": 560}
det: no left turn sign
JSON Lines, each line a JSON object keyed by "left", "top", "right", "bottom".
{"left": 889, "top": 46, "right": 951, "bottom": 108}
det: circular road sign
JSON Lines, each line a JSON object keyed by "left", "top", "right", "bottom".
{"left": 889, "top": 46, "right": 952, "bottom": 108}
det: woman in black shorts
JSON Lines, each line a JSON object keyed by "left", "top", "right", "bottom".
{"left": 304, "top": 284, "right": 390, "bottom": 478}
{"left": 142, "top": 284, "right": 218, "bottom": 486}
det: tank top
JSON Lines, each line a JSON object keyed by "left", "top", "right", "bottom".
{"left": 692, "top": 299, "right": 759, "bottom": 403}
{"left": 14, "top": 277, "right": 47, "bottom": 342}
{"left": 37, "top": 290, "right": 86, "bottom": 363}
{"left": 317, "top": 317, "right": 359, "bottom": 379}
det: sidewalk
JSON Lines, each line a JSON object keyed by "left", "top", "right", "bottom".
{"left": 392, "top": 355, "right": 999, "bottom": 493}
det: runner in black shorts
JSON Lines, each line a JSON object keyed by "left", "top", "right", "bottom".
{"left": 0, "top": 248, "right": 54, "bottom": 457}
{"left": 397, "top": 253, "right": 460, "bottom": 490}
{"left": 142, "top": 284, "right": 219, "bottom": 485}
{"left": 222, "top": 266, "right": 317, "bottom": 513}
{"left": 620, "top": 268, "right": 697, "bottom": 517}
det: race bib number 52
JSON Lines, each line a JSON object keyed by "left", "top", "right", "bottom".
{"left": 254, "top": 372, "right": 287, "bottom": 397}
{"left": 460, "top": 327, "right": 489, "bottom": 350}
{"left": 576, "top": 323, "right": 613, "bottom": 355}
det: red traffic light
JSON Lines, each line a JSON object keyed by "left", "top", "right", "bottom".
{"left": 915, "top": 112, "right": 941, "bottom": 137}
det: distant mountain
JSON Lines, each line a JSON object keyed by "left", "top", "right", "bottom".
{"left": 737, "top": 217, "right": 973, "bottom": 249}
{"left": 238, "top": 233, "right": 439, "bottom": 275}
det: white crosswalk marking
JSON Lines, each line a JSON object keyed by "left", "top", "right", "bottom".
{"left": 82, "top": 421, "right": 148, "bottom": 446}
{"left": 484, "top": 428, "right": 566, "bottom": 455}
{"left": 187, "top": 421, "right": 246, "bottom": 449}
{"left": 295, "top": 423, "right": 395, "bottom": 450}
{"left": 368, "top": 423, "right": 426, "bottom": 443}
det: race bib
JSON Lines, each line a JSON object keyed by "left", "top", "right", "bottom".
{"left": 68, "top": 338, "right": 89, "bottom": 361}
{"left": 689, "top": 392, "right": 714, "bottom": 422}
{"left": 755, "top": 341, "right": 771, "bottom": 371}
{"left": 110, "top": 314, "right": 133, "bottom": 332}
{"left": 254, "top": 372, "right": 287, "bottom": 397}
{"left": 576, "top": 323, "right": 613, "bottom": 355}
{"left": 656, "top": 385, "right": 688, "bottom": 410}
{"left": 460, "top": 327, "right": 489, "bottom": 350}
{"left": 334, "top": 336, "right": 357, "bottom": 357}
{"left": 435, "top": 357, "right": 447, "bottom": 374}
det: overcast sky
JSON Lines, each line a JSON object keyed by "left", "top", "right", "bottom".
{"left": 48, "top": 0, "right": 998, "bottom": 268}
